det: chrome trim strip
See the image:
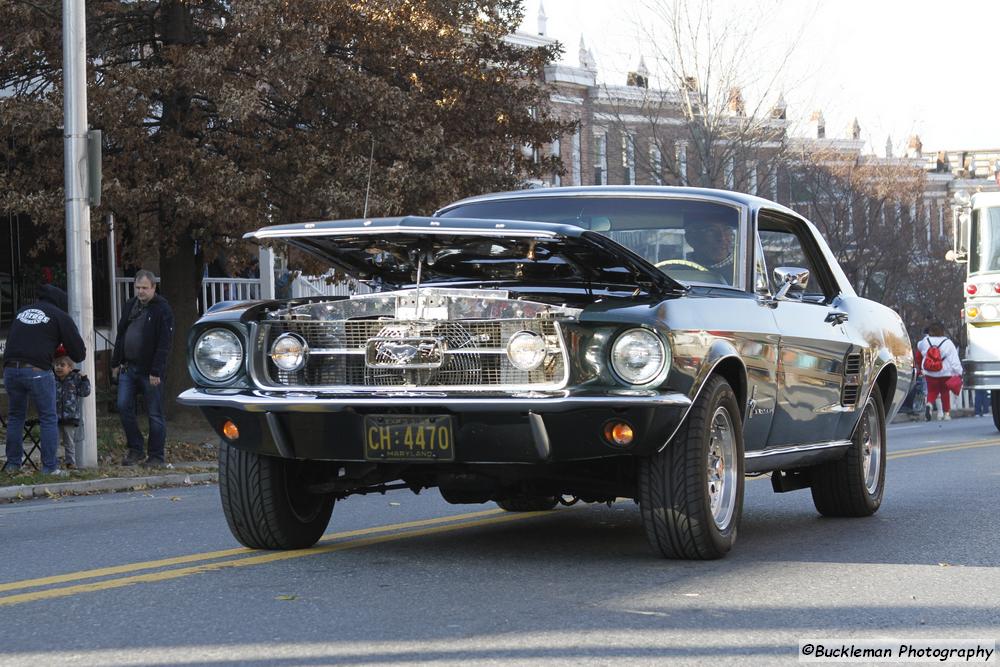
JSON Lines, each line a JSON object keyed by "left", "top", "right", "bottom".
{"left": 250, "top": 226, "right": 559, "bottom": 240}
{"left": 744, "top": 440, "right": 852, "bottom": 460}
{"left": 178, "top": 388, "right": 692, "bottom": 414}
{"left": 528, "top": 412, "right": 551, "bottom": 460}
{"left": 265, "top": 413, "right": 295, "bottom": 458}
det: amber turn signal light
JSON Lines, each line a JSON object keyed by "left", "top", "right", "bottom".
{"left": 603, "top": 421, "right": 634, "bottom": 447}
{"left": 222, "top": 420, "right": 240, "bottom": 440}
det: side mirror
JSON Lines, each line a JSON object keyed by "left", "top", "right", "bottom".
{"left": 772, "top": 266, "right": 810, "bottom": 300}
{"left": 951, "top": 193, "right": 971, "bottom": 263}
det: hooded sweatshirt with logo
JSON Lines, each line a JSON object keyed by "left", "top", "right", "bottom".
{"left": 2, "top": 284, "right": 86, "bottom": 370}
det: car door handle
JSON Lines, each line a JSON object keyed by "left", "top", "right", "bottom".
{"left": 825, "top": 310, "right": 849, "bottom": 325}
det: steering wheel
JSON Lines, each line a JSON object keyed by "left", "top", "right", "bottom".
{"left": 655, "top": 258, "right": 710, "bottom": 272}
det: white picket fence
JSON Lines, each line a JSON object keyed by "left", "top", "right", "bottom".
{"left": 114, "top": 274, "right": 364, "bottom": 320}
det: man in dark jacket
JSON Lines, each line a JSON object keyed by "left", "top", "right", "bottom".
{"left": 111, "top": 269, "right": 174, "bottom": 466}
{"left": 2, "top": 284, "right": 86, "bottom": 475}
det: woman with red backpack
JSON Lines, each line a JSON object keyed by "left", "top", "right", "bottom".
{"left": 916, "top": 322, "right": 963, "bottom": 420}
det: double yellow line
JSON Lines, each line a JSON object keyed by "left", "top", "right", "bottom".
{"left": 887, "top": 438, "right": 1000, "bottom": 460}
{"left": 1, "top": 438, "right": 997, "bottom": 608}
{"left": 0, "top": 507, "right": 555, "bottom": 608}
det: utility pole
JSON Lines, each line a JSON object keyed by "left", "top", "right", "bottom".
{"left": 63, "top": 0, "right": 98, "bottom": 468}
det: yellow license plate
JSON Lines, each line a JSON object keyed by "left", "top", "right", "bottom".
{"left": 363, "top": 415, "right": 454, "bottom": 462}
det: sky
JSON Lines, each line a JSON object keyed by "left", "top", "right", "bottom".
{"left": 522, "top": 0, "right": 1000, "bottom": 155}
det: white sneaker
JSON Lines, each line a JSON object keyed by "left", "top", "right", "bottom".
{"left": 937, "top": 410, "right": 944, "bottom": 421}
{"left": 943, "top": 413, "right": 951, "bottom": 421}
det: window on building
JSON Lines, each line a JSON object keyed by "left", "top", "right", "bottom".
{"left": 594, "top": 132, "right": 607, "bottom": 185}
{"left": 650, "top": 144, "right": 663, "bottom": 185}
{"left": 675, "top": 141, "right": 688, "bottom": 186}
{"left": 725, "top": 156, "right": 735, "bottom": 189}
{"left": 550, "top": 138, "right": 561, "bottom": 187}
{"left": 747, "top": 160, "right": 757, "bottom": 195}
{"left": 623, "top": 133, "right": 636, "bottom": 185}
{"left": 572, "top": 130, "right": 581, "bottom": 186}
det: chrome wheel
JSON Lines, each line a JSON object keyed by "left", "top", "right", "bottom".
{"left": 860, "top": 398, "right": 882, "bottom": 495}
{"left": 707, "top": 406, "right": 738, "bottom": 529}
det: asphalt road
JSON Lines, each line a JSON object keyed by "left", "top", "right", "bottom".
{"left": 1, "top": 417, "right": 998, "bottom": 666}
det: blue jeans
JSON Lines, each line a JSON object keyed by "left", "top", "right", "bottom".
{"left": 117, "top": 367, "right": 165, "bottom": 460}
{"left": 4, "top": 367, "right": 59, "bottom": 472}
{"left": 974, "top": 389, "right": 990, "bottom": 416}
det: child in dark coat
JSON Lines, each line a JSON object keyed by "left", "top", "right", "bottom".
{"left": 53, "top": 349, "right": 91, "bottom": 468}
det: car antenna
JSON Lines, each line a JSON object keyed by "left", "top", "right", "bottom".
{"left": 362, "top": 137, "right": 375, "bottom": 218}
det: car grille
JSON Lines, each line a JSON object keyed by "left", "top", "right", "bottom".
{"left": 254, "top": 319, "right": 568, "bottom": 391}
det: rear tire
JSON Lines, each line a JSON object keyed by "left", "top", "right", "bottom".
{"left": 495, "top": 496, "right": 559, "bottom": 512}
{"left": 810, "top": 390, "right": 886, "bottom": 517}
{"left": 639, "top": 375, "right": 745, "bottom": 559}
{"left": 218, "top": 441, "right": 334, "bottom": 550}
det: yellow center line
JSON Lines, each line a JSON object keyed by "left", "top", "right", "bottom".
{"left": 0, "top": 510, "right": 553, "bottom": 608}
{"left": 0, "top": 507, "right": 505, "bottom": 595}
{"left": 888, "top": 438, "right": 1000, "bottom": 460}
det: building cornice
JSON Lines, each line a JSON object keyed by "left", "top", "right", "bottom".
{"left": 544, "top": 64, "right": 596, "bottom": 88}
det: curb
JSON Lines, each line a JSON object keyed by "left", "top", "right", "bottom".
{"left": 0, "top": 472, "right": 218, "bottom": 502}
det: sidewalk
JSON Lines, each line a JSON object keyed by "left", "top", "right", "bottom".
{"left": 0, "top": 460, "right": 218, "bottom": 502}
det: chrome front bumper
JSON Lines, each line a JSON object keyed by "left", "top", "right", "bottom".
{"left": 177, "top": 388, "right": 692, "bottom": 413}
{"left": 963, "top": 360, "right": 1000, "bottom": 390}
{"left": 176, "top": 387, "right": 693, "bottom": 462}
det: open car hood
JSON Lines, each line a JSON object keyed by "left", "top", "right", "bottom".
{"left": 245, "top": 216, "right": 683, "bottom": 295}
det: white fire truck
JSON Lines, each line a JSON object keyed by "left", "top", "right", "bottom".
{"left": 950, "top": 190, "right": 1000, "bottom": 430}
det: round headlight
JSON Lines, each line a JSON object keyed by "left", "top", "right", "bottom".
{"left": 270, "top": 333, "right": 308, "bottom": 371}
{"left": 611, "top": 328, "right": 667, "bottom": 385}
{"left": 194, "top": 329, "right": 244, "bottom": 381}
{"left": 506, "top": 330, "right": 547, "bottom": 371}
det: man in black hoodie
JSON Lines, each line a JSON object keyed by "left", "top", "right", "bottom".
{"left": 2, "top": 284, "right": 86, "bottom": 475}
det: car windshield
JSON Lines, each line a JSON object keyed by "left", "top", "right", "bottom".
{"left": 439, "top": 196, "right": 742, "bottom": 287}
{"left": 970, "top": 206, "right": 1000, "bottom": 274}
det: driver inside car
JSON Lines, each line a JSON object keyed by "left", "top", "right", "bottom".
{"left": 679, "top": 217, "right": 738, "bottom": 285}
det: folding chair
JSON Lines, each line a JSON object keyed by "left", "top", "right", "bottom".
{"left": 21, "top": 418, "right": 42, "bottom": 471}
{"left": 0, "top": 384, "right": 43, "bottom": 471}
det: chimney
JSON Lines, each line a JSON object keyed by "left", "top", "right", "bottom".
{"left": 885, "top": 136, "right": 893, "bottom": 158}
{"left": 808, "top": 110, "right": 825, "bottom": 139}
{"left": 770, "top": 93, "right": 787, "bottom": 120}
{"left": 906, "top": 135, "right": 922, "bottom": 158}
{"left": 727, "top": 87, "right": 745, "bottom": 116}
{"left": 936, "top": 151, "right": 949, "bottom": 173}
{"left": 626, "top": 56, "right": 649, "bottom": 88}
{"left": 847, "top": 118, "right": 861, "bottom": 141}
{"left": 537, "top": 0, "right": 547, "bottom": 37}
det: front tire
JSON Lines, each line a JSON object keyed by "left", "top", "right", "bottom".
{"left": 810, "top": 389, "right": 886, "bottom": 517}
{"left": 991, "top": 390, "right": 1000, "bottom": 432}
{"left": 218, "top": 441, "right": 335, "bottom": 550}
{"left": 639, "top": 375, "right": 745, "bottom": 559}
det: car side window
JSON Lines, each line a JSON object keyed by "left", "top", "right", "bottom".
{"left": 756, "top": 212, "right": 834, "bottom": 302}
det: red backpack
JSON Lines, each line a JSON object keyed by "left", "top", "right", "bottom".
{"left": 922, "top": 338, "right": 945, "bottom": 373}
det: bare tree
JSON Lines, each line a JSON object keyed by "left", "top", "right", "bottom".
{"left": 790, "top": 143, "right": 964, "bottom": 339}
{"left": 597, "top": 0, "right": 804, "bottom": 191}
